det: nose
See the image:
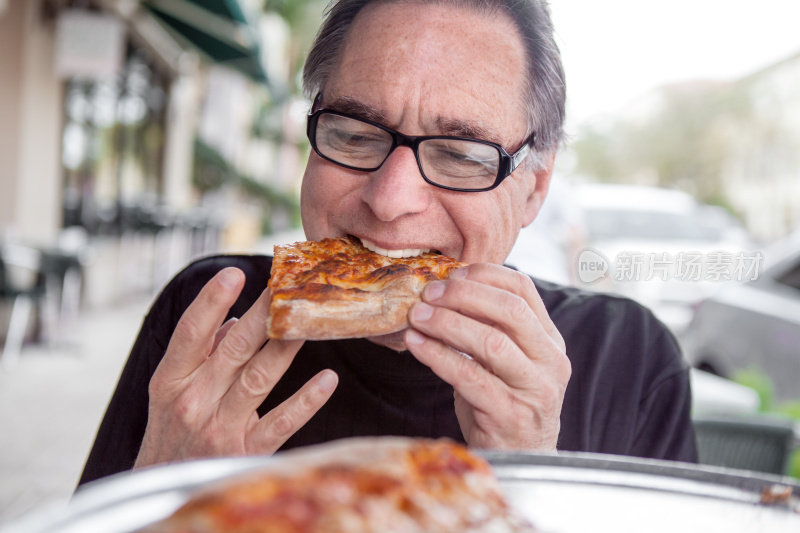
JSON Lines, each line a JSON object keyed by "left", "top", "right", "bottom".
{"left": 360, "top": 146, "right": 432, "bottom": 222}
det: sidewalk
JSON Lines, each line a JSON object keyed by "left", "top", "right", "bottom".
{"left": 0, "top": 229, "right": 311, "bottom": 527}
{"left": 0, "top": 294, "right": 153, "bottom": 526}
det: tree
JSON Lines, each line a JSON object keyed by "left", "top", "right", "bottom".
{"left": 570, "top": 79, "right": 760, "bottom": 210}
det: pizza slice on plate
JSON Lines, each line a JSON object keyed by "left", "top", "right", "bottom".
{"left": 141, "top": 437, "right": 536, "bottom": 532}
{"left": 266, "top": 236, "right": 466, "bottom": 340}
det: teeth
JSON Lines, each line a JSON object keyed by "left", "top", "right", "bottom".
{"left": 359, "top": 237, "right": 430, "bottom": 258}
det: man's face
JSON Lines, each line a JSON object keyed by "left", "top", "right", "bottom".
{"left": 300, "top": 1, "right": 553, "bottom": 265}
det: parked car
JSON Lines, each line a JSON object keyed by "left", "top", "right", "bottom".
{"left": 572, "top": 183, "right": 754, "bottom": 334}
{"left": 680, "top": 229, "right": 800, "bottom": 402}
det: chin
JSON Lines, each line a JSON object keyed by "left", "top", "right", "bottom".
{"left": 366, "top": 331, "right": 408, "bottom": 352}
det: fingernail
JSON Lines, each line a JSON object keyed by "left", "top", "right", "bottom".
{"left": 449, "top": 268, "right": 467, "bottom": 279}
{"left": 219, "top": 268, "right": 241, "bottom": 288}
{"left": 405, "top": 329, "right": 426, "bottom": 345}
{"left": 412, "top": 302, "right": 433, "bottom": 322}
{"left": 317, "top": 370, "right": 338, "bottom": 393}
{"left": 425, "top": 281, "right": 445, "bottom": 301}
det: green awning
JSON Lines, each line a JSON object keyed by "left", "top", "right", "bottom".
{"left": 142, "top": 0, "right": 269, "bottom": 84}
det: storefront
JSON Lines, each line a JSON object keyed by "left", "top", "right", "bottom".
{"left": 1, "top": 0, "right": 299, "bottom": 350}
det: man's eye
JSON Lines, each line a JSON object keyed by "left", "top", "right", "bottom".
{"left": 432, "top": 147, "right": 494, "bottom": 167}
{"left": 329, "top": 129, "right": 384, "bottom": 149}
{"left": 445, "top": 149, "right": 486, "bottom": 164}
{"left": 421, "top": 141, "right": 499, "bottom": 181}
{"left": 342, "top": 132, "right": 379, "bottom": 145}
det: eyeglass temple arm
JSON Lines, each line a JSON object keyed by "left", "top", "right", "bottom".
{"left": 311, "top": 93, "right": 323, "bottom": 113}
{"left": 511, "top": 144, "right": 530, "bottom": 171}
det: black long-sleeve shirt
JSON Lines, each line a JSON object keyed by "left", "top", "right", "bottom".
{"left": 79, "top": 254, "right": 697, "bottom": 486}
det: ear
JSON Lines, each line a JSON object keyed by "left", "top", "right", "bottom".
{"left": 521, "top": 152, "right": 556, "bottom": 227}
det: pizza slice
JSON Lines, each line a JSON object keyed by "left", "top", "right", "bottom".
{"left": 266, "top": 236, "right": 466, "bottom": 340}
{"left": 141, "top": 437, "right": 536, "bottom": 533}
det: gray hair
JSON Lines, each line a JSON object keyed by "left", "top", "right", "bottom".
{"left": 302, "top": 0, "right": 566, "bottom": 166}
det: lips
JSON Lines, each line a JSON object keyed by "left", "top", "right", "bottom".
{"left": 356, "top": 236, "right": 432, "bottom": 258}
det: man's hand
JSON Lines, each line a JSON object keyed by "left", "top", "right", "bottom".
{"left": 135, "top": 267, "right": 338, "bottom": 468}
{"left": 404, "top": 264, "right": 570, "bottom": 451}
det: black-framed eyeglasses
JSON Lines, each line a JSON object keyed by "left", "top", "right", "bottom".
{"left": 306, "top": 101, "right": 535, "bottom": 192}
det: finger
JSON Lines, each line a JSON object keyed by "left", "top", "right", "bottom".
{"left": 198, "top": 288, "right": 277, "bottom": 397}
{"left": 205, "top": 288, "right": 271, "bottom": 374}
{"left": 211, "top": 318, "right": 239, "bottom": 354}
{"left": 414, "top": 275, "right": 549, "bottom": 368}
{"left": 421, "top": 271, "right": 565, "bottom": 361}
{"left": 405, "top": 329, "right": 505, "bottom": 415}
{"left": 407, "top": 304, "right": 532, "bottom": 388}
{"left": 217, "top": 338, "right": 305, "bottom": 424}
{"left": 449, "top": 264, "right": 565, "bottom": 352}
{"left": 247, "top": 370, "right": 339, "bottom": 454}
{"left": 158, "top": 267, "right": 245, "bottom": 381}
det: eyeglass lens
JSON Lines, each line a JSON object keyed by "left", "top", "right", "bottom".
{"left": 314, "top": 113, "right": 501, "bottom": 190}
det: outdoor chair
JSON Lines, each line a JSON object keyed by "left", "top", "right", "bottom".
{"left": 693, "top": 414, "right": 798, "bottom": 476}
{"left": 0, "top": 243, "right": 45, "bottom": 366}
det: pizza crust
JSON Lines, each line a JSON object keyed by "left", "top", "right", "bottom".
{"left": 267, "top": 275, "right": 425, "bottom": 340}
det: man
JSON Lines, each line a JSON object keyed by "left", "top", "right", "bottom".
{"left": 79, "top": 0, "right": 696, "bottom": 485}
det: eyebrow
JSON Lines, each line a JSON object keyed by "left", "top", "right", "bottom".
{"left": 434, "top": 117, "right": 494, "bottom": 143}
{"left": 326, "top": 96, "right": 388, "bottom": 124}
{"left": 325, "top": 96, "right": 499, "bottom": 143}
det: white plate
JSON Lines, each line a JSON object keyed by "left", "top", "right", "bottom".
{"left": 5, "top": 451, "right": 799, "bottom": 533}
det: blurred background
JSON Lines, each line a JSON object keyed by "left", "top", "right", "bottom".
{"left": 1, "top": 0, "right": 799, "bottom": 526}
